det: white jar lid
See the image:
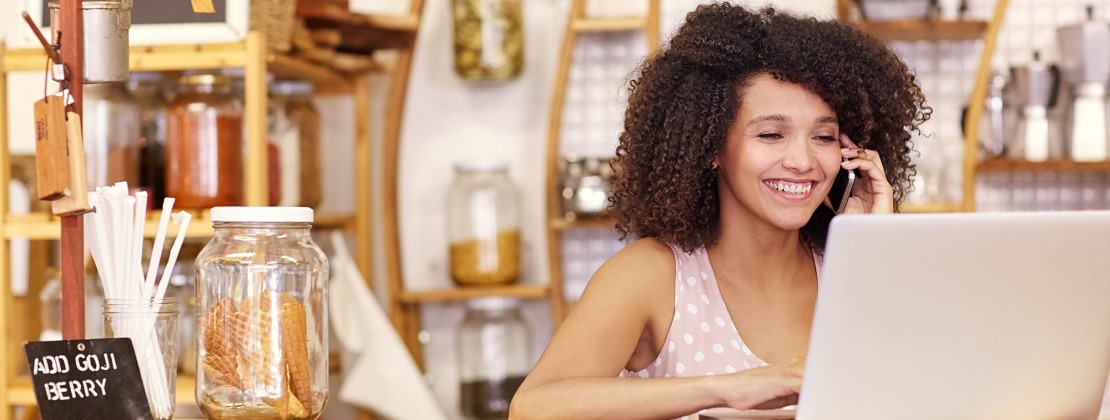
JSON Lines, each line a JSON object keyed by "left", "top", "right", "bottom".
{"left": 210, "top": 206, "right": 314, "bottom": 223}
{"left": 454, "top": 160, "right": 510, "bottom": 173}
{"left": 467, "top": 297, "right": 521, "bottom": 311}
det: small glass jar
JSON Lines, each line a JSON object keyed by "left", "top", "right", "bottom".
{"left": 459, "top": 298, "right": 531, "bottom": 420}
{"left": 103, "top": 298, "right": 179, "bottom": 420}
{"left": 447, "top": 161, "right": 522, "bottom": 286}
{"left": 195, "top": 207, "right": 329, "bottom": 419}
{"left": 452, "top": 0, "right": 524, "bottom": 82}
{"left": 166, "top": 74, "right": 244, "bottom": 209}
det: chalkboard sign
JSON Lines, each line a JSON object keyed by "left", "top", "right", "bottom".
{"left": 24, "top": 339, "right": 153, "bottom": 420}
{"left": 19, "top": 0, "right": 250, "bottom": 48}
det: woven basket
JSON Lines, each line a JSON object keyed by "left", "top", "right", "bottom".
{"left": 251, "top": 0, "right": 296, "bottom": 53}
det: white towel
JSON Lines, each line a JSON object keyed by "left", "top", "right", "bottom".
{"left": 330, "top": 232, "right": 448, "bottom": 420}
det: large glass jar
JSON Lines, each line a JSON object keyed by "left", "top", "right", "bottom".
{"left": 129, "top": 72, "right": 169, "bottom": 203}
{"left": 447, "top": 161, "right": 522, "bottom": 286}
{"left": 195, "top": 207, "right": 329, "bottom": 419}
{"left": 459, "top": 298, "right": 531, "bottom": 420}
{"left": 84, "top": 82, "right": 141, "bottom": 188}
{"left": 279, "top": 82, "right": 323, "bottom": 208}
{"left": 452, "top": 0, "right": 524, "bottom": 82}
{"left": 166, "top": 74, "right": 244, "bottom": 209}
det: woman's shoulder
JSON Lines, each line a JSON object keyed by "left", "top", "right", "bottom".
{"left": 588, "top": 238, "right": 677, "bottom": 294}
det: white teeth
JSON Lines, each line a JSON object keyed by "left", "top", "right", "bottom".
{"left": 765, "top": 181, "right": 811, "bottom": 195}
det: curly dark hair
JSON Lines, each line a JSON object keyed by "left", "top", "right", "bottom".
{"left": 609, "top": 2, "right": 930, "bottom": 255}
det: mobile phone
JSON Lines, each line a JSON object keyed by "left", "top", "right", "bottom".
{"left": 828, "top": 165, "right": 859, "bottom": 214}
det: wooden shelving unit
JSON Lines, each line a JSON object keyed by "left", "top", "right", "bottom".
{"left": 977, "top": 158, "right": 1110, "bottom": 173}
{"left": 838, "top": 0, "right": 1011, "bottom": 212}
{"left": 0, "top": 6, "right": 423, "bottom": 417}
{"left": 400, "top": 284, "right": 550, "bottom": 305}
{"left": 541, "top": 0, "right": 662, "bottom": 327}
{"left": 855, "top": 19, "right": 988, "bottom": 42}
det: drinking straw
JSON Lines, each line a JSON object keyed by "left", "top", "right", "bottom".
{"left": 143, "top": 198, "right": 175, "bottom": 303}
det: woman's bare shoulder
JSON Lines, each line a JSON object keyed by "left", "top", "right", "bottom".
{"left": 586, "top": 237, "right": 676, "bottom": 298}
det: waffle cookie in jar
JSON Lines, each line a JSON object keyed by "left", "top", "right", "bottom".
{"left": 195, "top": 207, "right": 328, "bottom": 419}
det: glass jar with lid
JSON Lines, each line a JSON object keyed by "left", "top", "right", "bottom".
{"left": 195, "top": 207, "right": 329, "bottom": 419}
{"left": 129, "top": 71, "right": 169, "bottom": 203}
{"left": 447, "top": 161, "right": 522, "bottom": 286}
{"left": 459, "top": 297, "right": 531, "bottom": 420}
{"left": 84, "top": 82, "right": 141, "bottom": 189}
{"left": 166, "top": 74, "right": 244, "bottom": 209}
{"left": 279, "top": 82, "right": 323, "bottom": 208}
{"left": 452, "top": 0, "right": 524, "bottom": 82}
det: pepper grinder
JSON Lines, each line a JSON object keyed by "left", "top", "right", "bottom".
{"left": 1057, "top": 5, "right": 1110, "bottom": 162}
{"left": 1010, "top": 52, "right": 1059, "bottom": 162}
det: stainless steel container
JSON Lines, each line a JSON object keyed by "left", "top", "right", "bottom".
{"left": 1011, "top": 55, "right": 1060, "bottom": 162}
{"left": 49, "top": 1, "right": 131, "bottom": 84}
{"left": 1057, "top": 6, "right": 1110, "bottom": 162}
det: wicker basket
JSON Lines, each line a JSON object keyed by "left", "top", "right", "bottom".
{"left": 251, "top": 0, "right": 296, "bottom": 53}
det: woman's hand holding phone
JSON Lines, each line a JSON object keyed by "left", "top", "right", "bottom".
{"left": 836, "top": 134, "right": 894, "bottom": 214}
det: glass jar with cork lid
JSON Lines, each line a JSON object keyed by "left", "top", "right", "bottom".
{"left": 447, "top": 161, "right": 522, "bottom": 286}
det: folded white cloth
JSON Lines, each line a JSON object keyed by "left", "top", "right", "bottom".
{"left": 330, "top": 232, "right": 447, "bottom": 420}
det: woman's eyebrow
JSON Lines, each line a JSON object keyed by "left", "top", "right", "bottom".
{"left": 748, "top": 114, "right": 789, "bottom": 125}
{"left": 815, "top": 115, "right": 838, "bottom": 124}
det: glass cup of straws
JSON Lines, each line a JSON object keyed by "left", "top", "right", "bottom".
{"left": 104, "top": 298, "right": 179, "bottom": 420}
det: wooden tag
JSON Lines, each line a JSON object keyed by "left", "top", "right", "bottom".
{"left": 51, "top": 112, "right": 91, "bottom": 216}
{"left": 33, "top": 96, "right": 70, "bottom": 201}
{"left": 190, "top": 0, "right": 215, "bottom": 13}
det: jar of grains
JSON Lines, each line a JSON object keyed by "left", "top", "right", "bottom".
{"left": 447, "top": 161, "right": 522, "bottom": 286}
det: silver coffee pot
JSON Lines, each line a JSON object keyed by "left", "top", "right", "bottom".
{"left": 1057, "top": 5, "right": 1110, "bottom": 161}
{"left": 1010, "top": 52, "right": 1059, "bottom": 162}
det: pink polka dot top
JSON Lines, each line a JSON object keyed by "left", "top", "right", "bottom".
{"left": 620, "top": 243, "right": 821, "bottom": 379}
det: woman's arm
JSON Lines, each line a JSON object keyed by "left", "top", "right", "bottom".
{"left": 509, "top": 239, "right": 803, "bottom": 419}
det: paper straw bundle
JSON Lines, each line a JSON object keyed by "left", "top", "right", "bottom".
{"left": 83, "top": 182, "right": 191, "bottom": 419}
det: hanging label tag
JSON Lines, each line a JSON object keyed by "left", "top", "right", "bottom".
{"left": 51, "top": 112, "right": 91, "bottom": 216}
{"left": 51, "top": 64, "right": 66, "bottom": 83}
{"left": 191, "top": 0, "right": 215, "bottom": 13}
{"left": 33, "top": 96, "right": 70, "bottom": 201}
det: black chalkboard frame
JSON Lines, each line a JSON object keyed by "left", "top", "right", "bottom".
{"left": 16, "top": 0, "right": 250, "bottom": 48}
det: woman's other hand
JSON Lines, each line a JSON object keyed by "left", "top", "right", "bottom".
{"left": 714, "top": 358, "right": 805, "bottom": 410}
{"left": 839, "top": 134, "right": 894, "bottom": 214}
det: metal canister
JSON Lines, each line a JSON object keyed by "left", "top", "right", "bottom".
{"left": 49, "top": 1, "right": 131, "bottom": 84}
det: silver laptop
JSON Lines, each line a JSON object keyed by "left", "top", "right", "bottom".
{"left": 790, "top": 211, "right": 1110, "bottom": 420}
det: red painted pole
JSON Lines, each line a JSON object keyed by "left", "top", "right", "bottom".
{"left": 59, "top": 0, "right": 85, "bottom": 340}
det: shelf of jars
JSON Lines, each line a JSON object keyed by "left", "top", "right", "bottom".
{"left": 901, "top": 202, "right": 964, "bottom": 213}
{"left": 400, "top": 284, "right": 550, "bottom": 304}
{"left": 977, "top": 158, "right": 1110, "bottom": 173}
{"left": 570, "top": 17, "right": 649, "bottom": 33}
{"left": 549, "top": 216, "right": 617, "bottom": 231}
{"left": 852, "top": 19, "right": 988, "bottom": 42}
{"left": 1, "top": 43, "right": 354, "bottom": 88}
{"left": 2, "top": 211, "right": 354, "bottom": 240}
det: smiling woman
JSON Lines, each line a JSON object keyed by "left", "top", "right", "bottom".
{"left": 510, "top": 3, "right": 928, "bottom": 420}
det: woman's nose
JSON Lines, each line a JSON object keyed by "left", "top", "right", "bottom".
{"left": 781, "top": 138, "right": 817, "bottom": 172}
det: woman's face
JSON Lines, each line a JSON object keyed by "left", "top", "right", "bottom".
{"left": 717, "top": 73, "right": 844, "bottom": 231}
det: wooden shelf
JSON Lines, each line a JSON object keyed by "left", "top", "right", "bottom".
{"left": 901, "top": 202, "right": 964, "bottom": 213}
{"left": 977, "top": 158, "right": 1110, "bottom": 173}
{"left": 3, "top": 43, "right": 357, "bottom": 87}
{"left": 4, "top": 211, "right": 353, "bottom": 239}
{"left": 549, "top": 216, "right": 617, "bottom": 231}
{"left": 570, "top": 17, "right": 648, "bottom": 33}
{"left": 297, "top": 3, "right": 420, "bottom": 54}
{"left": 854, "top": 19, "right": 988, "bottom": 42}
{"left": 400, "top": 284, "right": 549, "bottom": 304}
{"left": 8, "top": 374, "right": 195, "bottom": 407}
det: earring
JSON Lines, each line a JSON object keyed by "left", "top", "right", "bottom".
{"left": 711, "top": 161, "right": 719, "bottom": 170}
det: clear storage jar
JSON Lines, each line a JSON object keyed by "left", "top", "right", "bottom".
{"left": 129, "top": 72, "right": 169, "bottom": 203}
{"left": 459, "top": 298, "right": 531, "bottom": 420}
{"left": 84, "top": 82, "right": 141, "bottom": 189}
{"left": 195, "top": 207, "right": 329, "bottom": 419}
{"left": 452, "top": 0, "right": 524, "bottom": 82}
{"left": 103, "top": 298, "right": 179, "bottom": 420}
{"left": 447, "top": 161, "right": 522, "bottom": 286}
{"left": 166, "top": 74, "right": 244, "bottom": 209}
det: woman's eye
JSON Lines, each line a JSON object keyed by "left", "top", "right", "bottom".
{"left": 814, "top": 135, "right": 837, "bottom": 143}
{"left": 757, "top": 132, "right": 783, "bottom": 140}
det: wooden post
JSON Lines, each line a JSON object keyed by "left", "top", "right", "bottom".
{"left": 354, "top": 76, "right": 374, "bottom": 282}
{"left": 59, "top": 0, "right": 85, "bottom": 341}
{"left": 245, "top": 31, "right": 269, "bottom": 206}
{"left": 0, "top": 41, "right": 12, "bottom": 420}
